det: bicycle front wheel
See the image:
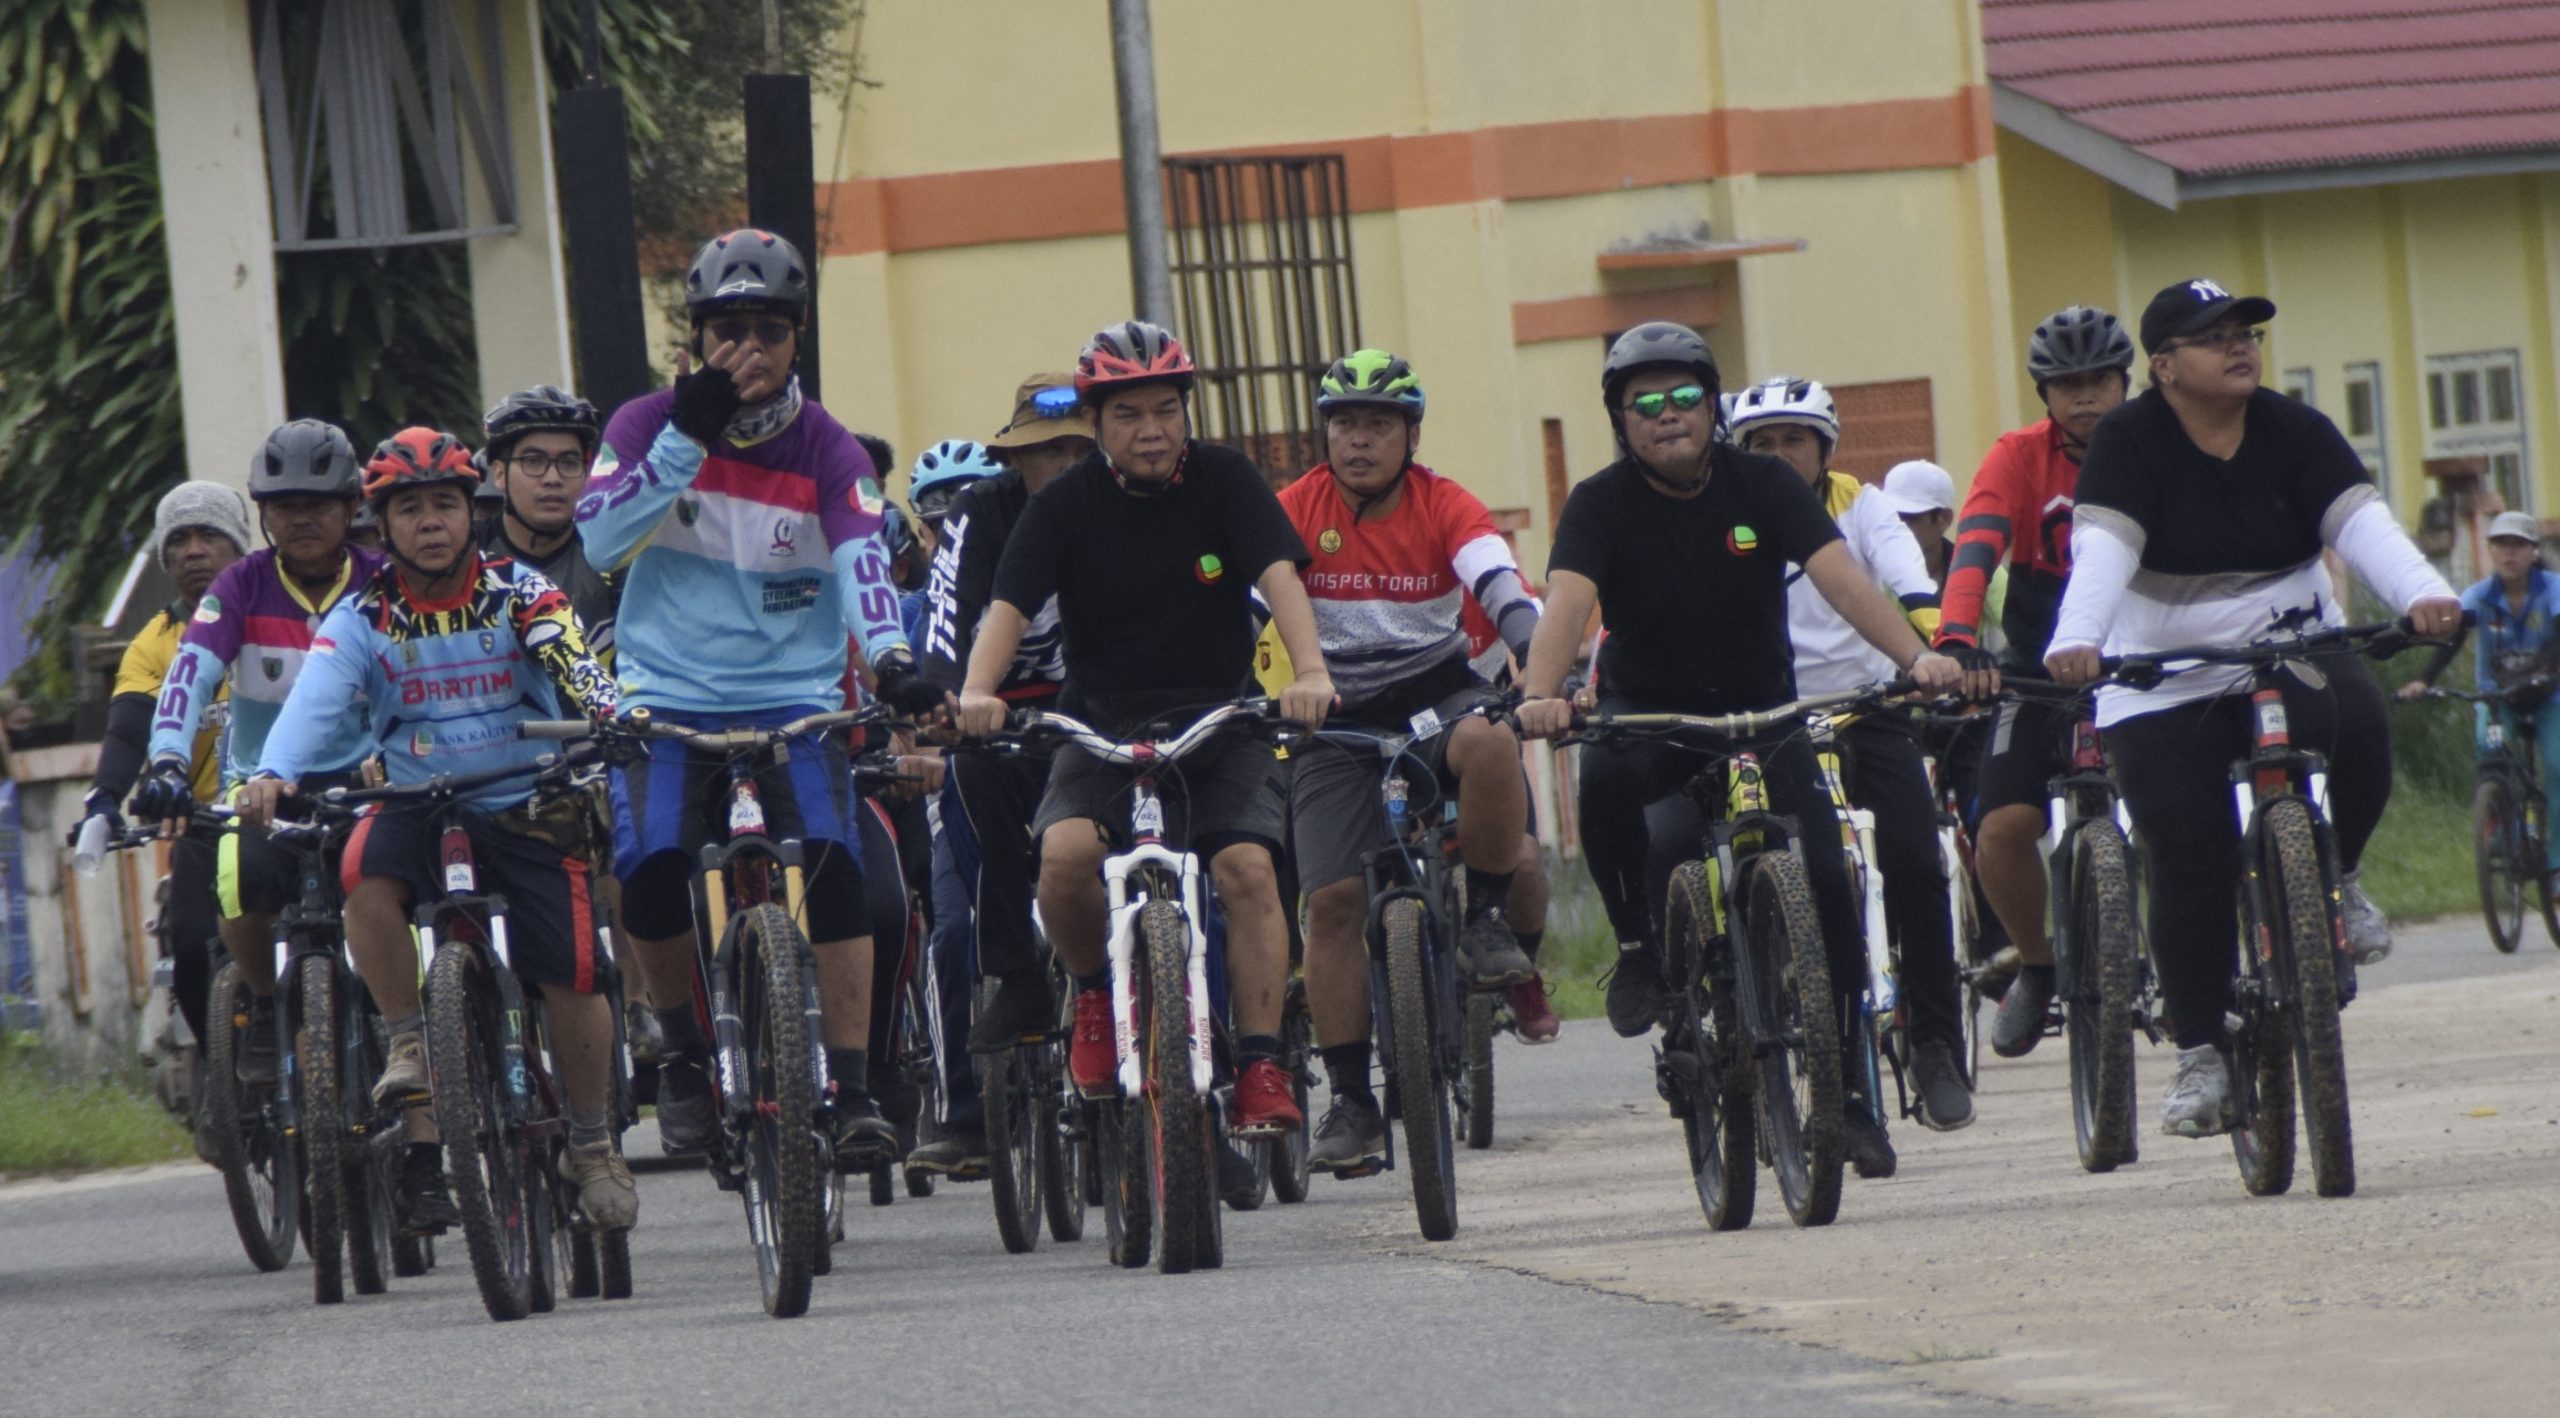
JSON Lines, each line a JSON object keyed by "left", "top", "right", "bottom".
{"left": 1457, "top": 991, "right": 1496, "bottom": 1151}
{"left": 2474, "top": 775, "right": 2527, "bottom": 953}
{"left": 733, "top": 903, "right": 823, "bottom": 1317}
{"left": 2064, "top": 822, "right": 2141, "bottom": 1174}
{"left": 204, "top": 963, "right": 296, "bottom": 1273}
{"left": 297, "top": 957, "right": 346, "bottom": 1305}
{"left": 1666, "top": 863, "right": 1754, "bottom": 1231}
{"left": 2265, "top": 799, "right": 2354, "bottom": 1198}
{"left": 1382, "top": 897, "right": 1458, "bottom": 1241}
{"left": 427, "top": 937, "right": 533, "bottom": 1321}
{"left": 1268, "top": 980, "right": 1314, "bottom": 1203}
{"left": 1747, "top": 851, "right": 1842, "bottom": 1228}
{"left": 983, "top": 1043, "right": 1042, "bottom": 1254}
{"left": 1141, "top": 899, "right": 1215, "bottom": 1273}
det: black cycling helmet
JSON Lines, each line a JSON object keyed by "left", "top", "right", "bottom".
{"left": 685, "top": 228, "right": 811, "bottom": 317}
{"left": 248, "top": 419, "right": 361, "bottom": 503}
{"left": 483, "top": 384, "right": 601, "bottom": 461}
{"left": 2026, "top": 306, "right": 2135, "bottom": 394}
{"left": 1602, "top": 322, "right": 1720, "bottom": 412}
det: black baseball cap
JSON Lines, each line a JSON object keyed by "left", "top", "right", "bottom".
{"left": 2139, "top": 277, "right": 2277, "bottom": 354}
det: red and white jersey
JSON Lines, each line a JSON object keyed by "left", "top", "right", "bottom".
{"left": 1278, "top": 463, "right": 1526, "bottom": 707}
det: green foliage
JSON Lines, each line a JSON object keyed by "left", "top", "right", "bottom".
{"left": 0, "top": 1035, "right": 189, "bottom": 1176}
{"left": 277, "top": 245, "right": 482, "bottom": 442}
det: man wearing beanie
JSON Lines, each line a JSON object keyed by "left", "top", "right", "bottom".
{"left": 77, "top": 480, "right": 251, "bottom": 1158}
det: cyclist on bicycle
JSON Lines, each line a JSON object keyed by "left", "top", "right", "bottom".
{"left": 2044, "top": 278, "right": 2457, "bottom": 1136}
{"left": 950, "top": 321, "right": 1332, "bottom": 1134}
{"left": 82, "top": 481, "right": 250, "bottom": 1146}
{"left": 1934, "top": 305, "right": 2132, "bottom": 1057}
{"left": 576, "top": 228, "right": 943, "bottom": 1166}
{"left": 2399, "top": 511, "right": 2560, "bottom": 884}
{"left": 1513, "top": 324, "right": 1961, "bottom": 1154}
{"left": 135, "top": 422, "right": 383, "bottom": 1089}
{"left": 241, "top": 427, "right": 630, "bottom": 1232}
{"left": 1727, "top": 375, "right": 1973, "bottom": 1141}
{"left": 1273, "top": 348, "right": 1545, "bottom": 1171}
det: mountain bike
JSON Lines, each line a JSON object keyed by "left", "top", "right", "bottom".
{"left": 1804, "top": 711, "right": 1909, "bottom": 1173}
{"left": 2421, "top": 680, "right": 2560, "bottom": 952}
{"left": 1569, "top": 682, "right": 1896, "bottom": 1230}
{"left": 976, "top": 957, "right": 1088, "bottom": 1253}
{"left": 1906, "top": 704, "right": 1994, "bottom": 1088}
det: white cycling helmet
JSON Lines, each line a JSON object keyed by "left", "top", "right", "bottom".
{"left": 1725, "top": 376, "right": 1839, "bottom": 448}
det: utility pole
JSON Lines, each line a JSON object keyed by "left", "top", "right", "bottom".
{"left": 1108, "top": 0, "right": 1173, "bottom": 327}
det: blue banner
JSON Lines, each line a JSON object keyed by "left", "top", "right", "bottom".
{"left": 0, "top": 780, "right": 34, "bottom": 1027}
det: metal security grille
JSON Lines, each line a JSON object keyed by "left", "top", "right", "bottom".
{"left": 1164, "top": 155, "right": 1362, "bottom": 482}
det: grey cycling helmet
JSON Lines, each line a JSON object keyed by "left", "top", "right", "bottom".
{"left": 248, "top": 419, "right": 360, "bottom": 502}
{"left": 685, "top": 227, "right": 811, "bottom": 317}
{"left": 2026, "top": 306, "right": 2134, "bottom": 391}
{"left": 1603, "top": 321, "right": 1719, "bottom": 406}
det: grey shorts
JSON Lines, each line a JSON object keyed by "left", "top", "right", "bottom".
{"left": 1286, "top": 684, "right": 1498, "bottom": 891}
{"left": 1032, "top": 730, "right": 1284, "bottom": 857}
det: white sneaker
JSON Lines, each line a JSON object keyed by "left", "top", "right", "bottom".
{"left": 2341, "top": 871, "right": 2391, "bottom": 965}
{"left": 2160, "top": 1044, "right": 2230, "bottom": 1138}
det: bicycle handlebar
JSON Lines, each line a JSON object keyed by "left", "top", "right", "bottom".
{"left": 1565, "top": 680, "right": 1906, "bottom": 744}
{"left": 980, "top": 697, "right": 1284, "bottom": 766}
{"left": 518, "top": 703, "right": 895, "bottom": 758}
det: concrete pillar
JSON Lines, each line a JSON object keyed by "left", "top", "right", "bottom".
{"left": 456, "top": 0, "right": 575, "bottom": 407}
{"left": 142, "top": 0, "right": 286, "bottom": 497}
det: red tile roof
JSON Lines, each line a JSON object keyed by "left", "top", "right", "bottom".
{"left": 1985, "top": 0, "right": 2560, "bottom": 179}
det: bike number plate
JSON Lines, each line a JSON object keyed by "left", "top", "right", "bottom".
{"left": 2258, "top": 700, "right": 2290, "bottom": 738}
{"left": 728, "top": 786, "right": 766, "bottom": 837}
{"left": 440, "top": 827, "right": 476, "bottom": 895}
{"left": 1407, "top": 706, "right": 1443, "bottom": 740}
{"left": 1132, "top": 791, "right": 1165, "bottom": 837}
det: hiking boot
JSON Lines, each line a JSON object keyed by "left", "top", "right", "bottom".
{"left": 1844, "top": 1095, "right": 1898, "bottom": 1179}
{"left": 560, "top": 1138, "right": 638, "bottom": 1231}
{"left": 968, "top": 970, "right": 1057, "bottom": 1054}
{"left": 1461, "top": 910, "right": 1534, "bottom": 987}
{"left": 1603, "top": 941, "right": 1664, "bottom": 1039}
{"left": 235, "top": 996, "right": 280, "bottom": 1085}
{"left": 654, "top": 1056, "right": 719, "bottom": 1156}
{"left": 396, "top": 1148, "right": 460, "bottom": 1235}
{"left": 906, "top": 1125, "right": 990, "bottom": 1178}
{"left": 1991, "top": 964, "right": 2055, "bottom": 1058}
{"left": 624, "top": 1001, "right": 666, "bottom": 1068}
{"left": 1068, "top": 987, "right": 1116, "bottom": 1097}
{"left": 369, "top": 1030, "right": 430, "bottom": 1108}
{"left": 1309, "top": 1092, "right": 1387, "bottom": 1174}
{"left": 2341, "top": 871, "right": 2391, "bottom": 965}
{"left": 2161, "top": 1043, "right": 2231, "bottom": 1138}
{"left": 191, "top": 1084, "right": 222, "bottom": 1166}
{"left": 829, "top": 1090, "right": 901, "bottom": 1172}
{"left": 1506, "top": 974, "right": 1561, "bottom": 1044}
{"left": 1909, "top": 1038, "right": 1974, "bottom": 1132}
{"left": 1229, "top": 1058, "right": 1304, "bottom": 1137}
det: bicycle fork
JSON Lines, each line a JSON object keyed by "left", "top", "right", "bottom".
{"left": 1102, "top": 833, "right": 1213, "bottom": 1096}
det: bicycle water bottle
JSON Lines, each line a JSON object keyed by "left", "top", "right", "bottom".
{"left": 1385, "top": 775, "right": 1410, "bottom": 834}
{"left": 72, "top": 815, "right": 110, "bottom": 878}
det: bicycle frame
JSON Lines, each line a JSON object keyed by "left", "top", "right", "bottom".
{"left": 2231, "top": 680, "right": 2349, "bottom": 1000}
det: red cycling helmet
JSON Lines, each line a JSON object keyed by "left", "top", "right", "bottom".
{"left": 1074, "top": 320, "right": 1196, "bottom": 403}
{"left": 362, "top": 427, "right": 482, "bottom": 504}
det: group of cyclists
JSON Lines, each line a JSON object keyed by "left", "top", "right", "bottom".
{"left": 85, "top": 219, "right": 2486, "bottom": 1300}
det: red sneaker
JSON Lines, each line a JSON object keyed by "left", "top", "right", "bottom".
{"left": 1507, "top": 974, "right": 1560, "bottom": 1044}
{"left": 1069, "top": 988, "right": 1117, "bottom": 1098}
{"left": 1229, "top": 1058, "right": 1304, "bottom": 1137}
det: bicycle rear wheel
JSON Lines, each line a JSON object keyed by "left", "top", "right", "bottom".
{"left": 2064, "top": 822, "right": 2141, "bottom": 1174}
{"left": 733, "top": 903, "right": 822, "bottom": 1318}
{"left": 1038, "top": 1071, "right": 1088, "bottom": 1241}
{"left": 2265, "top": 799, "right": 2354, "bottom": 1197}
{"left": 347, "top": 1018, "right": 393, "bottom": 1297}
{"left": 1269, "top": 981, "right": 1315, "bottom": 1202}
{"left": 427, "top": 937, "right": 534, "bottom": 1321}
{"left": 983, "top": 1044, "right": 1042, "bottom": 1254}
{"left": 1140, "top": 899, "right": 1214, "bottom": 1273}
{"left": 204, "top": 963, "right": 297, "bottom": 1273}
{"left": 298, "top": 958, "right": 346, "bottom": 1305}
{"left": 2475, "top": 776, "right": 2526, "bottom": 954}
{"left": 1102, "top": 1101, "right": 1152, "bottom": 1268}
{"left": 1948, "top": 832, "right": 1986, "bottom": 1091}
{"left": 527, "top": 1138, "right": 560, "bottom": 1315}
{"left": 1665, "top": 863, "right": 1754, "bottom": 1230}
{"left": 1381, "top": 897, "right": 1458, "bottom": 1241}
{"left": 1747, "top": 851, "right": 1842, "bottom": 1228}
{"left": 1457, "top": 991, "right": 1496, "bottom": 1151}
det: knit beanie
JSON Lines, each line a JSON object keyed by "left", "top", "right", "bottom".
{"left": 152, "top": 481, "right": 253, "bottom": 565}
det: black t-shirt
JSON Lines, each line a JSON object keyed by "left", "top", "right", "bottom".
{"left": 2074, "top": 387, "right": 2369, "bottom": 574}
{"left": 992, "top": 441, "right": 1308, "bottom": 728}
{"left": 1548, "top": 446, "right": 1841, "bottom": 713}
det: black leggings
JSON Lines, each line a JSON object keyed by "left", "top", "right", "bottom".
{"left": 165, "top": 830, "right": 221, "bottom": 1044}
{"left": 2104, "top": 651, "right": 2391, "bottom": 1050}
{"left": 1577, "top": 698, "right": 1863, "bottom": 1006}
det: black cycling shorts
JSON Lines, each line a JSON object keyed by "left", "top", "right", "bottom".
{"left": 343, "top": 804, "right": 604, "bottom": 993}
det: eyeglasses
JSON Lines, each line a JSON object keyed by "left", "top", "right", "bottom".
{"left": 506, "top": 451, "right": 588, "bottom": 482}
{"left": 1625, "top": 384, "right": 1710, "bottom": 419}
{"left": 704, "top": 317, "right": 797, "bottom": 348}
{"left": 2164, "top": 327, "right": 2265, "bottom": 355}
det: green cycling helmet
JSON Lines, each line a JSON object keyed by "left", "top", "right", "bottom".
{"left": 1316, "top": 349, "right": 1426, "bottom": 421}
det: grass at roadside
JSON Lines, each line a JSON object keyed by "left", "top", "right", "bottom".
{"left": 0, "top": 1038, "right": 189, "bottom": 1177}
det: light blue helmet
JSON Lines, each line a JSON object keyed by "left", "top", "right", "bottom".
{"left": 908, "top": 439, "right": 1004, "bottom": 521}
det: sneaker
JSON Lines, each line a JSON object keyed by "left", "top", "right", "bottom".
{"left": 829, "top": 1091, "right": 901, "bottom": 1171}
{"left": 369, "top": 1030, "right": 430, "bottom": 1108}
{"left": 624, "top": 1001, "right": 666, "bottom": 1068}
{"left": 190, "top": 1087, "right": 222, "bottom": 1166}
{"left": 1603, "top": 942, "right": 1664, "bottom": 1039}
{"left": 1506, "top": 974, "right": 1561, "bottom": 1044}
{"left": 1229, "top": 1058, "right": 1304, "bottom": 1137}
{"left": 1219, "top": 1135, "right": 1263, "bottom": 1209}
{"left": 396, "top": 1148, "right": 460, "bottom": 1235}
{"left": 1844, "top": 1096, "right": 1898, "bottom": 1179}
{"left": 967, "top": 970, "right": 1057, "bottom": 1054}
{"left": 2161, "top": 1043, "right": 2231, "bottom": 1138}
{"left": 1068, "top": 987, "right": 1116, "bottom": 1098}
{"left": 560, "top": 1138, "right": 639, "bottom": 1231}
{"left": 906, "top": 1131, "right": 990, "bottom": 1177}
{"left": 1461, "top": 910, "right": 1534, "bottom": 987}
{"left": 654, "top": 1057, "right": 719, "bottom": 1156}
{"left": 1991, "top": 964, "right": 2055, "bottom": 1058}
{"left": 1309, "top": 1092, "right": 1387, "bottom": 1173}
{"left": 2341, "top": 871, "right": 2391, "bottom": 965}
{"left": 235, "top": 996, "right": 279, "bottom": 1085}
{"left": 1909, "top": 1038, "right": 1974, "bottom": 1132}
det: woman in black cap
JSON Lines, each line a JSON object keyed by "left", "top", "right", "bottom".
{"left": 2043, "top": 278, "right": 2461, "bottom": 1140}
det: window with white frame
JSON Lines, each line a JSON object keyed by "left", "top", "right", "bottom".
{"left": 2426, "top": 349, "right": 2528, "bottom": 513}
{"left": 2343, "top": 361, "right": 2387, "bottom": 502}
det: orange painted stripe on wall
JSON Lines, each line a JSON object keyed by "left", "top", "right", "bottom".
{"left": 1512, "top": 285, "right": 1723, "bottom": 346}
{"left": 816, "top": 89, "right": 1991, "bottom": 258}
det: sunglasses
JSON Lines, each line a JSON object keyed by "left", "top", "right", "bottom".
{"left": 1625, "top": 384, "right": 1710, "bottom": 419}
{"left": 1026, "top": 385, "right": 1082, "bottom": 419}
{"left": 704, "top": 317, "right": 797, "bottom": 348}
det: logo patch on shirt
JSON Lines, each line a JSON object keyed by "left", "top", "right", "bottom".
{"left": 260, "top": 655, "right": 283, "bottom": 681}
{"left": 192, "top": 595, "right": 222, "bottom": 625}
{"left": 1727, "top": 525, "right": 1759, "bottom": 555}
{"left": 410, "top": 728, "right": 435, "bottom": 757}
{"left": 762, "top": 575, "right": 822, "bottom": 614}
{"left": 1196, "top": 554, "right": 1226, "bottom": 585}
{"left": 677, "top": 497, "right": 700, "bottom": 528}
{"left": 478, "top": 631, "right": 497, "bottom": 654}
{"left": 770, "top": 517, "right": 798, "bottom": 558}
{"left": 401, "top": 643, "right": 421, "bottom": 667}
{"left": 1318, "top": 529, "right": 1343, "bottom": 555}
{"left": 851, "top": 475, "right": 886, "bottom": 519}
